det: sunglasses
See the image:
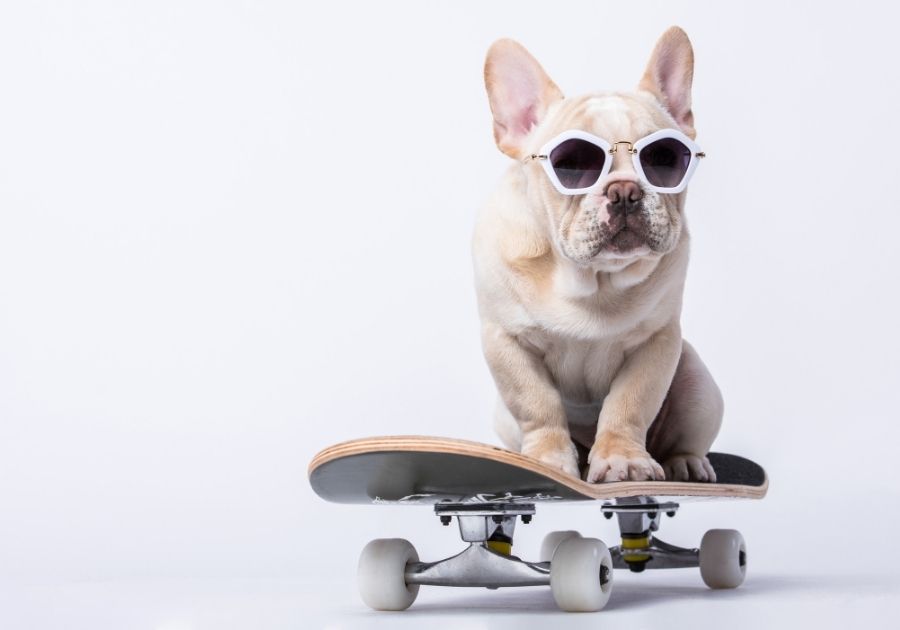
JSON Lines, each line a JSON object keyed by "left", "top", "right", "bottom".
{"left": 525, "top": 128, "right": 705, "bottom": 195}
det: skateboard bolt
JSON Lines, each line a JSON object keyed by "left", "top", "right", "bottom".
{"left": 521, "top": 514, "right": 532, "bottom": 524}
{"left": 648, "top": 512, "right": 658, "bottom": 520}
{"left": 440, "top": 515, "right": 451, "bottom": 526}
{"left": 666, "top": 510, "right": 676, "bottom": 518}
{"left": 603, "top": 511, "right": 614, "bottom": 520}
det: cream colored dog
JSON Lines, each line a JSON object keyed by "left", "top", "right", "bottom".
{"left": 473, "top": 27, "right": 723, "bottom": 483}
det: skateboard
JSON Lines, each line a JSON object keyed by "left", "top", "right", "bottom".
{"left": 308, "top": 435, "right": 768, "bottom": 612}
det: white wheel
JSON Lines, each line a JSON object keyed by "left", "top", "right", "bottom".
{"left": 539, "top": 530, "right": 582, "bottom": 562}
{"left": 357, "top": 538, "right": 419, "bottom": 610}
{"left": 550, "top": 537, "right": 614, "bottom": 612}
{"left": 699, "top": 529, "right": 746, "bottom": 589}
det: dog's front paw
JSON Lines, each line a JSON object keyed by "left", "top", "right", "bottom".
{"left": 521, "top": 430, "right": 580, "bottom": 478}
{"left": 662, "top": 454, "right": 717, "bottom": 482}
{"left": 587, "top": 437, "right": 664, "bottom": 483}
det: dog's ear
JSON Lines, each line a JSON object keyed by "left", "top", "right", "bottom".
{"left": 639, "top": 27, "right": 695, "bottom": 137}
{"left": 485, "top": 39, "right": 563, "bottom": 159}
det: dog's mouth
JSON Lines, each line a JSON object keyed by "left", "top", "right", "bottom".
{"left": 610, "top": 229, "right": 645, "bottom": 251}
{"left": 604, "top": 213, "right": 651, "bottom": 253}
{"left": 559, "top": 202, "right": 668, "bottom": 264}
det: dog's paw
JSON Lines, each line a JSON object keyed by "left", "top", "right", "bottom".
{"left": 521, "top": 431, "right": 580, "bottom": 478}
{"left": 586, "top": 440, "right": 664, "bottom": 483}
{"left": 662, "top": 454, "right": 717, "bottom": 482}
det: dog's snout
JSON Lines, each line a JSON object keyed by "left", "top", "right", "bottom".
{"left": 606, "top": 181, "right": 643, "bottom": 215}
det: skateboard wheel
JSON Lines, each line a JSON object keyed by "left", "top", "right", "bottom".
{"left": 539, "top": 530, "right": 582, "bottom": 563}
{"left": 357, "top": 538, "right": 419, "bottom": 610}
{"left": 550, "top": 537, "right": 613, "bottom": 612}
{"left": 699, "top": 529, "right": 746, "bottom": 589}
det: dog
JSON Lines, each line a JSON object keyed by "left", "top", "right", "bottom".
{"left": 473, "top": 27, "right": 723, "bottom": 483}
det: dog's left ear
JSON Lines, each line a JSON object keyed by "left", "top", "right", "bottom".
{"left": 639, "top": 27, "right": 696, "bottom": 137}
{"left": 485, "top": 39, "right": 564, "bottom": 159}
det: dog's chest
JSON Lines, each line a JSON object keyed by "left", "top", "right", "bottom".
{"left": 518, "top": 284, "right": 666, "bottom": 405}
{"left": 519, "top": 331, "right": 626, "bottom": 405}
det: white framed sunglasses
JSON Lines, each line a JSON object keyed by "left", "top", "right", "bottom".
{"left": 525, "top": 128, "right": 706, "bottom": 195}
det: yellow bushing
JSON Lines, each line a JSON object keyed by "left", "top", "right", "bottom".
{"left": 621, "top": 536, "right": 650, "bottom": 562}
{"left": 621, "top": 536, "right": 650, "bottom": 549}
{"left": 486, "top": 540, "right": 512, "bottom": 555}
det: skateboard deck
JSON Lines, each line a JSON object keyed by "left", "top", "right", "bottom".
{"left": 308, "top": 435, "right": 768, "bottom": 505}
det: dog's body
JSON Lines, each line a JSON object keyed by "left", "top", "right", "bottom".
{"left": 473, "top": 28, "right": 723, "bottom": 483}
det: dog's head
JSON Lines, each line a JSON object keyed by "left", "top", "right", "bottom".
{"left": 485, "top": 27, "right": 698, "bottom": 270}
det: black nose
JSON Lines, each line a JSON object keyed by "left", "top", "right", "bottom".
{"left": 606, "top": 181, "right": 643, "bottom": 215}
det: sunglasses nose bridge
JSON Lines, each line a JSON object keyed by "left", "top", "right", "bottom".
{"left": 609, "top": 140, "right": 636, "bottom": 154}
{"left": 607, "top": 142, "right": 640, "bottom": 181}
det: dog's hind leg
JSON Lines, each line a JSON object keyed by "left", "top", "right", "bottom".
{"left": 646, "top": 340, "right": 724, "bottom": 482}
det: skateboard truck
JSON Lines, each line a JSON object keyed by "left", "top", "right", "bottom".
{"left": 403, "top": 503, "right": 550, "bottom": 589}
{"left": 602, "top": 496, "right": 702, "bottom": 572}
{"left": 356, "top": 497, "right": 748, "bottom": 611}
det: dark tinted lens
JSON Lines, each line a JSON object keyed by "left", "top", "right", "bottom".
{"left": 639, "top": 137, "right": 691, "bottom": 188}
{"left": 549, "top": 139, "right": 607, "bottom": 189}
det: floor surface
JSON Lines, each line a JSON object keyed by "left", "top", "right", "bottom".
{"left": 3, "top": 566, "right": 897, "bottom": 630}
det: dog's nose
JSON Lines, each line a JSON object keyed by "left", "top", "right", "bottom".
{"left": 606, "top": 181, "right": 643, "bottom": 215}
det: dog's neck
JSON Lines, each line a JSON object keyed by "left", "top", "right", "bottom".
{"left": 552, "top": 252, "right": 664, "bottom": 299}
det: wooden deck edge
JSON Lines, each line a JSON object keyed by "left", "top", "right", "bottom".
{"left": 308, "top": 435, "right": 768, "bottom": 500}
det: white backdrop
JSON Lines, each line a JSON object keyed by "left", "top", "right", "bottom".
{"left": 1, "top": 1, "right": 898, "bottom": 627}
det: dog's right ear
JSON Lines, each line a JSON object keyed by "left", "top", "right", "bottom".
{"left": 484, "top": 39, "right": 563, "bottom": 159}
{"left": 639, "top": 27, "right": 696, "bottom": 137}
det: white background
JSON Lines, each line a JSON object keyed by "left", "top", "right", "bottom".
{"left": 1, "top": 0, "right": 899, "bottom": 628}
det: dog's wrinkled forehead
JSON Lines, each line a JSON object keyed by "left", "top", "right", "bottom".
{"left": 535, "top": 92, "right": 675, "bottom": 150}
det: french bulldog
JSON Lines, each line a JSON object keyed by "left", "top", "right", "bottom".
{"left": 473, "top": 27, "right": 723, "bottom": 482}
